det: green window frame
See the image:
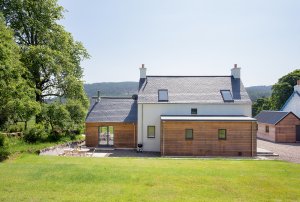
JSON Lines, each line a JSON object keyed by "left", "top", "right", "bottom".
{"left": 218, "top": 129, "right": 226, "bottom": 140}
{"left": 147, "top": 126, "right": 155, "bottom": 138}
{"left": 185, "top": 129, "right": 193, "bottom": 140}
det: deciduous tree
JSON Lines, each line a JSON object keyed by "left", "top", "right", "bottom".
{"left": 1, "top": 0, "right": 89, "bottom": 124}
{"left": 0, "top": 14, "right": 37, "bottom": 128}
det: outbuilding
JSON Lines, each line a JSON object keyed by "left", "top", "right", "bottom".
{"left": 255, "top": 111, "right": 300, "bottom": 142}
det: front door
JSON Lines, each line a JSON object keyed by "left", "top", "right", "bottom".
{"left": 296, "top": 125, "right": 300, "bottom": 142}
{"left": 99, "top": 126, "right": 114, "bottom": 146}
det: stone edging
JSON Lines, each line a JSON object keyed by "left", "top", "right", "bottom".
{"left": 39, "top": 140, "right": 85, "bottom": 154}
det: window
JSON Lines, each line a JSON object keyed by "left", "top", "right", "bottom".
{"left": 265, "top": 125, "right": 269, "bottom": 133}
{"left": 191, "top": 108, "right": 197, "bottom": 115}
{"left": 218, "top": 129, "right": 227, "bottom": 140}
{"left": 220, "top": 90, "right": 233, "bottom": 102}
{"left": 147, "top": 126, "right": 155, "bottom": 138}
{"left": 158, "top": 89, "right": 168, "bottom": 102}
{"left": 185, "top": 129, "right": 193, "bottom": 140}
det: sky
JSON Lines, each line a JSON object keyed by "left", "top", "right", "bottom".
{"left": 58, "top": 0, "right": 300, "bottom": 87}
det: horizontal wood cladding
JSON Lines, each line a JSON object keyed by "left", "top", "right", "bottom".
{"left": 85, "top": 122, "right": 137, "bottom": 148}
{"left": 257, "top": 123, "right": 276, "bottom": 142}
{"left": 257, "top": 113, "right": 300, "bottom": 143}
{"left": 161, "top": 121, "right": 257, "bottom": 157}
{"left": 276, "top": 113, "right": 300, "bottom": 143}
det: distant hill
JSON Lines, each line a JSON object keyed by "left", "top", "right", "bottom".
{"left": 84, "top": 82, "right": 272, "bottom": 102}
{"left": 245, "top": 85, "right": 272, "bottom": 101}
{"left": 84, "top": 82, "right": 139, "bottom": 98}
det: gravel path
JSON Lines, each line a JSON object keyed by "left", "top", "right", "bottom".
{"left": 257, "top": 139, "right": 300, "bottom": 163}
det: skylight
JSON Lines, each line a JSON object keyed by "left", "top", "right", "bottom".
{"left": 220, "top": 90, "right": 233, "bottom": 102}
{"left": 158, "top": 89, "right": 168, "bottom": 102}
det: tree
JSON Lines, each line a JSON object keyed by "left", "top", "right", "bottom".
{"left": 270, "top": 69, "right": 300, "bottom": 110}
{"left": 66, "top": 100, "right": 87, "bottom": 125}
{"left": 43, "top": 102, "right": 71, "bottom": 132}
{"left": 252, "top": 97, "right": 272, "bottom": 117}
{"left": 14, "top": 99, "right": 41, "bottom": 130}
{"left": 0, "top": 14, "right": 37, "bottom": 128}
{"left": 1, "top": 0, "right": 89, "bottom": 123}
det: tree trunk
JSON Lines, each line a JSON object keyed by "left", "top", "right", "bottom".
{"left": 35, "top": 89, "right": 43, "bottom": 124}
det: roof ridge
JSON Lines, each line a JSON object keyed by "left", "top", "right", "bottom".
{"left": 101, "top": 96, "right": 134, "bottom": 99}
{"left": 146, "top": 75, "right": 233, "bottom": 78}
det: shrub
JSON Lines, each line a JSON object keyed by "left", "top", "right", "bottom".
{"left": 23, "top": 124, "right": 47, "bottom": 143}
{"left": 0, "top": 133, "right": 9, "bottom": 161}
{"left": 0, "top": 133, "right": 6, "bottom": 147}
{"left": 47, "top": 130, "right": 63, "bottom": 142}
{"left": 8, "top": 124, "right": 23, "bottom": 133}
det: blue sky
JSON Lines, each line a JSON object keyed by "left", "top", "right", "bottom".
{"left": 58, "top": 0, "right": 300, "bottom": 86}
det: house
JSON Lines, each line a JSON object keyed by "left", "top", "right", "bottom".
{"left": 255, "top": 111, "right": 300, "bottom": 142}
{"left": 281, "top": 80, "right": 300, "bottom": 118}
{"left": 85, "top": 64, "right": 257, "bottom": 156}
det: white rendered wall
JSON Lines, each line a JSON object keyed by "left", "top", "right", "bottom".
{"left": 137, "top": 103, "right": 252, "bottom": 152}
{"left": 282, "top": 94, "right": 300, "bottom": 118}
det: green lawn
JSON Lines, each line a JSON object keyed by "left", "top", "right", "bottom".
{"left": 0, "top": 155, "right": 299, "bottom": 201}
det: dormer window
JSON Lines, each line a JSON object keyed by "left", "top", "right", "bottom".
{"left": 220, "top": 90, "right": 233, "bottom": 102}
{"left": 158, "top": 89, "right": 168, "bottom": 102}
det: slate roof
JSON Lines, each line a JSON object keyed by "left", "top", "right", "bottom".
{"left": 255, "top": 111, "right": 293, "bottom": 125}
{"left": 86, "top": 97, "right": 137, "bottom": 123}
{"left": 138, "top": 76, "right": 251, "bottom": 104}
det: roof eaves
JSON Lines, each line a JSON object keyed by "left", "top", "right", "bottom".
{"left": 275, "top": 111, "right": 300, "bottom": 125}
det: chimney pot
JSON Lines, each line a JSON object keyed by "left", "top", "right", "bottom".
{"left": 234, "top": 64, "right": 237, "bottom": 68}
{"left": 142, "top": 64, "right": 145, "bottom": 68}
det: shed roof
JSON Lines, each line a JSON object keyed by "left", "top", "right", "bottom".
{"left": 161, "top": 115, "right": 256, "bottom": 122}
{"left": 85, "top": 97, "right": 137, "bottom": 123}
{"left": 255, "top": 111, "right": 296, "bottom": 125}
{"left": 138, "top": 76, "right": 251, "bottom": 104}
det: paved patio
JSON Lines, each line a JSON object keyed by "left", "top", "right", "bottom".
{"left": 40, "top": 147, "right": 160, "bottom": 158}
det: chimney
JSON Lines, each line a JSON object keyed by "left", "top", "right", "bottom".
{"left": 139, "top": 64, "right": 147, "bottom": 79}
{"left": 231, "top": 64, "right": 241, "bottom": 79}
{"left": 97, "top": 90, "right": 101, "bottom": 102}
{"left": 294, "top": 80, "right": 300, "bottom": 93}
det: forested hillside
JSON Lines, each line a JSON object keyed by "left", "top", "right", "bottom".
{"left": 245, "top": 86, "right": 272, "bottom": 101}
{"left": 84, "top": 82, "right": 139, "bottom": 98}
{"left": 84, "top": 82, "right": 272, "bottom": 102}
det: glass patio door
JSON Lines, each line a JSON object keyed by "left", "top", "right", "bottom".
{"left": 99, "top": 126, "right": 114, "bottom": 146}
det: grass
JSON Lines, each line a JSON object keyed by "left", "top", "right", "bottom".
{"left": 0, "top": 155, "right": 299, "bottom": 201}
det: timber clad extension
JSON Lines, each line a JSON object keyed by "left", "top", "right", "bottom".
{"left": 256, "top": 111, "right": 300, "bottom": 143}
{"left": 160, "top": 118, "right": 257, "bottom": 156}
{"left": 85, "top": 97, "right": 137, "bottom": 148}
{"left": 86, "top": 122, "right": 137, "bottom": 148}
